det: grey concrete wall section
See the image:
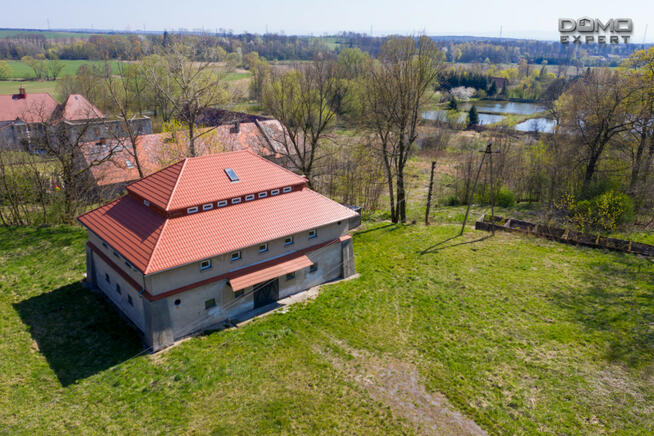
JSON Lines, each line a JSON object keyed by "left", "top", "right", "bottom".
{"left": 143, "top": 298, "right": 175, "bottom": 351}
{"left": 86, "top": 244, "right": 97, "bottom": 288}
{"left": 341, "top": 237, "right": 356, "bottom": 278}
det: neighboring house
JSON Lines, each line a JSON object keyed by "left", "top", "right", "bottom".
{"left": 81, "top": 112, "right": 290, "bottom": 192}
{"left": 0, "top": 86, "right": 151, "bottom": 151}
{"left": 78, "top": 150, "right": 358, "bottom": 351}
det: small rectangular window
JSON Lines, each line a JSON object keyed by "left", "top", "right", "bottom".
{"left": 143, "top": 200, "right": 150, "bottom": 207}
{"left": 217, "top": 200, "right": 228, "bottom": 208}
{"left": 113, "top": 250, "right": 119, "bottom": 258}
{"left": 286, "top": 272, "right": 295, "bottom": 280}
{"left": 231, "top": 197, "right": 242, "bottom": 205}
{"left": 116, "top": 284, "right": 122, "bottom": 294}
{"left": 259, "top": 243, "right": 268, "bottom": 253}
{"left": 308, "top": 229, "right": 317, "bottom": 239}
{"left": 205, "top": 298, "right": 217, "bottom": 309}
{"left": 284, "top": 236, "right": 294, "bottom": 246}
{"left": 224, "top": 168, "right": 239, "bottom": 182}
{"left": 125, "top": 159, "right": 134, "bottom": 168}
{"left": 127, "top": 295, "right": 133, "bottom": 306}
{"left": 309, "top": 264, "right": 318, "bottom": 273}
{"left": 271, "top": 189, "right": 280, "bottom": 196}
{"left": 102, "top": 242, "right": 108, "bottom": 249}
{"left": 125, "top": 261, "right": 133, "bottom": 270}
{"left": 200, "top": 259, "right": 212, "bottom": 271}
{"left": 231, "top": 251, "right": 241, "bottom": 261}
{"left": 245, "top": 194, "right": 255, "bottom": 201}
{"left": 258, "top": 191, "right": 268, "bottom": 198}
{"left": 282, "top": 186, "right": 292, "bottom": 193}
{"left": 202, "top": 203, "right": 213, "bottom": 211}
{"left": 187, "top": 206, "right": 198, "bottom": 214}
{"left": 105, "top": 273, "right": 110, "bottom": 283}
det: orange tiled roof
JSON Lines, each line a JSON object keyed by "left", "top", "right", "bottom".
{"left": 62, "top": 94, "right": 104, "bottom": 121}
{"left": 78, "top": 154, "right": 356, "bottom": 274}
{"left": 0, "top": 92, "right": 58, "bottom": 123}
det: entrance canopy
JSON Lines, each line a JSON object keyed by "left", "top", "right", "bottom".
{"left": 228, "top": 254, "right": 313, "bottom": 291}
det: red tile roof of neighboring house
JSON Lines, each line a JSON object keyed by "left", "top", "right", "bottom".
{"left": 127, "top": 151, "right": 304, "bottom": 211}
{"left": 0, "top": 92, "right": 58, "bottom": 123}
{"left": 78, "top": 153, "right": 356, "bottom": 275}
{"left": 82, "top": 120, "right": 290, "bottom": 188}
{"left": 62, "top": 94, "right": 104, "bottom": 121}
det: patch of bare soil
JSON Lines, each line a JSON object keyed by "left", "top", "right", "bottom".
{"left": 313, "top": 336, "right": 487, "bottom": 436}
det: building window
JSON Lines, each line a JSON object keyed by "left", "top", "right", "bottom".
{"left": 258, "top": 191, "right": 268, "bottom": 198}
{"left": 259, "top": 243, "right": 268, "bottom": 253}
{"left": 200, "top": 259, "right": 212, "bottom": 271}
{"left": 174, "top": 299, "right": 181, "bottom": 306}
{"left": 205, "top": 298, "right": 217, "bottom": 309}
{"left": 286, "top": 272, "right": 295, "bottom": 280}
{"left": 125, "top": 261, "right": 133, "bottom": 270}
{"left": 282, "top": 186, "right": 292, "bottom": 193}
{"left": 143, "top": 200, "right": 150, "bottom": 207}
{"left": 113, "top": 250, "right": 119, "bottom": 258}
{"left": 284, "top": 236, "right": 294, "bottom": 246}
{"left": 231, "top": 197, "right": 242, "bottom": 205}
{"left": 245, "top": 194, "right": 255, "bottom": 201}
{"left": 337, "top": 221, "right": 342, "bottom": 225}
{"left": 271, "top": 189, "right": 280, "bottom": 196}
{"left": 202, "top": 203, "right": 213, "bottom": 211}
{"left": 217, "top": 200, "right": 228, "bottom": 208}
{"left": 224, "top": 168, "right": 239, "bottom": 182}
{"left": 102, "top": 241, "right": 108, "bottom": 249}
{"left": 116, "top": 283, "right": 122, "bottom": 294}
{"left": 308, "top": 229, "right": 317, "bottom": 239}
{"left": 128, "top": 295, "right": 133, "bottom": 306}
{"left": 125, "top": 159, "right": 134, "bottom": 168}
{"left": 187, "top": 206, "right": 199, "bottom": 214}
{"left": 231, "top": 251, "right": 241, "bottom": 261}
{"left": 309, "top": 264, "right": 318, "bottom": 273}
{"left": 105, "top": 273, "right": 110, "bottom": 283}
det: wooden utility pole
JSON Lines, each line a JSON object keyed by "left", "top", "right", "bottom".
{"left": 425, "top": 161, "right": 436, "bottom": 225}
{"left": 459, "top": 142, "right": 498, "bottom": 236}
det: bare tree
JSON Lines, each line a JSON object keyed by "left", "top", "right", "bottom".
{"left": 262, "top": 55, "right": 338, "bottom": 187}
{"left": 145, "top": 44, "right": 229, "bottom": 157}
{"left": 364, "top": 36, "right": 445, "bottom": 223}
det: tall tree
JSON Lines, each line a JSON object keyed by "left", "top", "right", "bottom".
{"left": 364, "top": 36, "right": 444, "bottom": 223}
{"left": 263, "top": 54, "right": 338, "bottom": 187}
{"left": 145, "top": 44, "right": 229, "bottom": 157}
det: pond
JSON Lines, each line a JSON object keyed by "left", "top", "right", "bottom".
{"left": 514, "top": 118, "right": 557, "bottom": 133}
{"left": 461, "top": 100, "right": 546, "bottom": 115}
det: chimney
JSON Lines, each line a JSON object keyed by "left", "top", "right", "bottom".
{"left": 18, "top": 86, "right": 26, "bottom": 99}
{"left": 232, "top": 121, "right": 240, "bottom": 134}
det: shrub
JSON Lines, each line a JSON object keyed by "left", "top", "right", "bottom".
{"left": 496, "top": 188, "right": 516, "bottom": 208}
{"left": 570, "top": 191, "right": 634, "bottom": 232}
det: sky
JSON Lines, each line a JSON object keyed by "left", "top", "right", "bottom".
{"left": 2, "top": 0, "right": 654, "bottom": 42}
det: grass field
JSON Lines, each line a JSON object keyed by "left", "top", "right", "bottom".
{"left": 0, "top": 220, "right": 651, "bottom": 434}
{"left": 0, "top": 30, "right": 97, "bottom": 40}
{"left": 0, "top": 80, "right": 58, "bottom": 97}
{"left": 1, "top": 60, "right": 121, "bottom": 80}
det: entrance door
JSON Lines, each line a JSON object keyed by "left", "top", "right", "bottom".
{"left": 253, "top": 278, "right": 279, "bottom": 308}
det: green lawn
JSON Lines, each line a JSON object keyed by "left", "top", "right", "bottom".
{"left": 0, "top": 223, "right": 652, "bottom": 434}
{"left": 0, "top": 80, "right": 58, "bottom": 97}
{"left": 0, "top": 30, "right": 97, "bottom": 40}
{"left": 2, "top": 60, "right": 122, "bottom": 80}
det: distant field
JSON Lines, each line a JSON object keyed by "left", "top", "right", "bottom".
{"left": 0, "top": 80, "right": 58, "bottom": 97}
{"left": 1, "top": 60, "right": 121, "bottom": 80}
{"left": 0, "top": 29, "right": 96, "bottom": 40}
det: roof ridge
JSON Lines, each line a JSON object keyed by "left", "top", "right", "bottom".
{"left": 165, "top": 158, "right": 188, "bottom": 211}
{"left": 144, "top": 215, "right": 171, "bottom": 274}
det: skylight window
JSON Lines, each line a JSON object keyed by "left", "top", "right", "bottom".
{"left": 225, "top": 168, "right": 240, "bottom": 182}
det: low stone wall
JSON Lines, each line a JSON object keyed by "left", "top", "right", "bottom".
{"left": 475, "top": 215, "right": 654, "bottom": 257}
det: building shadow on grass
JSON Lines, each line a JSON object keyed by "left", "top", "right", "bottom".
{"left": 549, "top": 254, "right": 654, "bottom": 368}
{"left": 420, "top": 234, "right": 491, "bottom": 255}
{"left": 14, "top": 281, "right": 144, "bottom": 387}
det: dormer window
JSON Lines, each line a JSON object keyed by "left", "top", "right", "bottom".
{"left": 225, "top": 168, "right": 239, "bottom": 182}
{"left": 258, "top": 192, "right": 268, "bottom": 198}
{"left": 231, "top": 197, "right": 242, "bottom": 205}
{"left": 271, "top": 189, "right": 280, "bottom": 196}
{"left": 217, "top": 200, "right": 228, "bottom": 208}
{"left": 282, "top": 186, "right": 292, "bottom": 193}
{"left": 187, "top": 206, "right": 199, "bottom": 214}
{"left": 202, "top": 203, "right": 213, "bottom": 211}
{"left": 245, "top": 194, "right": 255, "bottom": 201}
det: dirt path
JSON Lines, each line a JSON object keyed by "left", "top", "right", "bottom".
{"left": 312, "top": 336, "right": 487, "bottom": 436}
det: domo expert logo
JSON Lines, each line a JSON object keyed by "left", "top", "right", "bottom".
{"left": 559, "top": 17, "right": 633, "bottom": 44}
